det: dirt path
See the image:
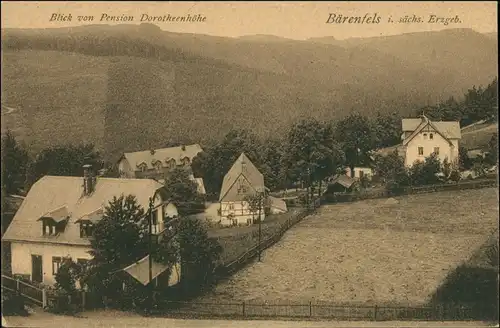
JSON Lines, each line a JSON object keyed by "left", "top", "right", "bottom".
{"left": 3, "top": 311, "right": 494, "bottom": 328}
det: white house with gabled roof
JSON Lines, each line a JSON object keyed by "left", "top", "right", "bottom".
{"left": 374, "top": 114, "right": 461, "bottom": 168}
{"left": 2, "top": 165, "right": 179, "bottom": 286}
{"left": 218, "top": 153, "right": 267, "bottom": 226}
{"left": 401, "top": 114, "right": 461, "bottom": 167}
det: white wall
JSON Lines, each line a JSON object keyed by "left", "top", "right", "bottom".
{"left": 345, "top": 167, "right": 373, "bottom": 179}
{"left": 11, "top": 242, "right": 92, "bottom": 285}
{"left": 405, "top": 131, "right": 458, "bottom": 167}
{"left": 220, "top": 201, "right": 265, "bottom": 226}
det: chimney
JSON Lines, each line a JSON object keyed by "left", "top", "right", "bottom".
{"left": 83, "top": 164, "right": 94, "bottom": 195}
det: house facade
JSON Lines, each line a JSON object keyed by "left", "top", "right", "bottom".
{"left": 374, "top": 115, "right": 461, "bottom": 168}
{"left": 400, "top": 115, "right": 461, "bottom": 167}
{"left": 117, "top": 144, "right": 203, "bottom": 181}
{"left": 219, "top": 153, "right": 266, "bottom": 226}
{"left": 2, "top": 166, "right": 178, "bottom": 286}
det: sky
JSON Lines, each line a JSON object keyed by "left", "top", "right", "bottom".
{"left": 1, "top": 1, "right": 497, "bottom": 40}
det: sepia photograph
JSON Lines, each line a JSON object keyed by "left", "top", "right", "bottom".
{"left": 1, "top": 1, "right": 498, "bottom": 327}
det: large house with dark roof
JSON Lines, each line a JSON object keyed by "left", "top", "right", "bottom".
{"left": 117, "top": 144, "right": 203, "bottom": 179}
{"left": 374, "top": 115, "right": 461, "bottom": 167}
{"left": 2, "top": 166, "right": 179, "bottom": 286}
{"left": 218, "top": 153, "right": 267, "bottom": 226}
{"left": 117, "top": 144, "right": 206, "bottom": 195}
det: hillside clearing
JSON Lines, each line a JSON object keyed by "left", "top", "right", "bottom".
{"left": 199, "top": 188, "right": 498, "bottom": 306}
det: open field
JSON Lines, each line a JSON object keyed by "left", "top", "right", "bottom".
{"left": 208, "top": 208, "right": 306, "bottom": 265}
{"left": 461, "top": 122, "right": 498, "bottom": 150}
{"left": 199, "top": 188, "right": 498, "bottom": 306}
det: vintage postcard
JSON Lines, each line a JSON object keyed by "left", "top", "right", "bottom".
{"left": 1, "top": 1, "right": 498, "bottom": 327}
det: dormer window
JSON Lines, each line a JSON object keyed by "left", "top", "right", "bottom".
{"left": 169, "top": 159, "right": 176, "bottom": 169}
{"left": 80, "top": 222, "right": 94, "bottom": 238}
{"left": 43, "top": 221, "right": 56, "bottom": 236}
{"left": 182, "top": 157, "right": 190, "bottom": 166}
{"left": 75, "top": 208, "right": 102, "bottom": 238}
{"left": 39, "top": 206, "right": 70, "bottom": 236}
{"left": 138, "top": 163, "right": 147, "bottom": 172}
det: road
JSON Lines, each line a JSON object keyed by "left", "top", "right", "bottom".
{"left": 3, "top": 310, "right": 496, "bottom": 328}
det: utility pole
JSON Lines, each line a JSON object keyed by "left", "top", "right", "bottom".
{"left": 258, "top": 191, "right": 263, "bottom": 262}
{"left": 148, "top": 196, "right": 154, "bottom": 311}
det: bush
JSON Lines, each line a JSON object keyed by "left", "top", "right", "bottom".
{"left": 1, "top": 290, "right": 27, "bottom": 316}
{"left": 449, "top": 170, "right": 461, "bottom": 182}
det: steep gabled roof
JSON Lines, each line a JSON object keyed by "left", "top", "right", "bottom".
{"left": 402, "top": 116, "right": 461, "bottom": 145}
{"left": 219, "top": 153, "right": 265, "bottom": 202}
{"left": 2, "top": 176, "right": 164, "bottom": 245}
{"left": 120, "top": 144, "right": 203, "bottom": 170}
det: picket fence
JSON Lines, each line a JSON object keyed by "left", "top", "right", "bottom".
{"left": 158, "top": 299, "right": 497, "bottom": 321}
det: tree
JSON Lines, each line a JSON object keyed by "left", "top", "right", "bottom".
{"left": 54, "top": 257, "right": 82, "bottom": 293}
{"left": 373, "top": 150, "right": 410, "bottom": 194}
{"left": 373, "top": 112, "right": 402, "bottom": 149}
{"left": 192, "top": 129, "right": 263, "bottom": 198}
{"left": 85, "top": 195, "right": 148, "bottom": 295}
{"left": 409, "top": 153, "right": 442, "bottom": 186}
{"left": 161, "top": 168, "right": 204, "bottom": 216}
{"left": 177, "top": 218, "right": 222, "bottom": 297}
{"left": 459, "top": 146, "right": 473, "bottom": 170}
{"left": 1, "top": 131, "right": 30, "bottom": 195}
{"left": 25, "top": 144, "right": 102, "bottom": 189}
{"left": 486, "top": 133, "right": 498, "bottom": 165}
{"left": 336, "top": 113, "right": 377, "bottom": 178}
{"left": 244, "top": 193, "right": 265, "bottom": 223}
{"left": 259, "top": 137, "right": 285, "bottom": 191}
{"left": 284, "top": 118, "right": 345, "bottom": 203}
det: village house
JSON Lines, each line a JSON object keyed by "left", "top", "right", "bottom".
{"left": 218, "top": 153, "right": 267, "bottom": 226}
{"left": 1, "top": 165, "right": 180, "bottom": 287}
{"left": 117, "top": 144, "right": 206, "bottom": 194}
{"left": 345, "top": 167, "right": 373, "bottom": 180}
{"left": 374, "top": 114, "right": 461, "bottom": 168}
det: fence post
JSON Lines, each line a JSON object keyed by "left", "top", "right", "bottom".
{"left": 309, "top": 301, "right": 312, "bottom": 317}
{"left": 374, "top": 305, "right": 378, "bottom": 321}
{"left": 42, "top": 288, "right": 47, "bottom": 308}
{"left": 16, "top": 279, "right": 20, "bottom": 295}
{"left": 81, "top": 291, "right": 86, "bottom": 310}
{"left": 242, "top": 301, "right": 245, "bottom": 316}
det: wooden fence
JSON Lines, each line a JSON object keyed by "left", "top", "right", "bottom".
{"left": 323, "top": 177, "right": 497, "bottom": 203}
{"left": 216, "top": 199, "right": 320, "bottom": 277}
{"left": 158, "top": 299, "right": 496, "bottom": 321}
{"left": 1, "top": 274, "right": 45, "bottom": 307}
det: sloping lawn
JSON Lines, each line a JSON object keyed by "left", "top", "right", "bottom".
{"left": 199, "top": 188, "right": 498, "bottom": 306}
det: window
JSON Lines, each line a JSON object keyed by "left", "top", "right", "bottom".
{"left": 52, "top": 257, "right": 62, "bottom": 275}
{"left": 430, "top": 133, "right": 434, "bottom": 140}
{"left": 169, "top": 159, "right": 176, "bottom": 169}
{"left": 80, "top": 222, "right": 94, "bottom": 238}
{"left": 237, "top": 184, "right": 248, "bottom": 194}
{"left": 359, "top": 171, "right": 364, "bottom": 178}
{"left": 434, "top": 147, "right": 440, "bottom": 155}
{"left": 138, "top": 164, "right": 147, "bottom": 172}
{"left": 418, "top": 147, "right": 424, "bottom": 156}
{"left": 247, "top": 218, "right": 252, "bottom": 225}
{"left": 182, "top": 157, "right": 190, "bottom": 166}
{"left": 423, "top": 133, "right": 428, "bottom": 140}
{"left": 155, "top": 162, "right": 162, "bottom": 173}
{"left": 43, "top": 222, "right": 56, "bottom": 236}
{"left": 228, "top": 203, "right": 234, "bottom": 210}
